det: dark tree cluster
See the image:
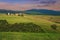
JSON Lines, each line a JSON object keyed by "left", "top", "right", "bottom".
{"left": 0, "top": 20, "right": 58, "bottom": 32}
{"left": 51, "top": 24, "right": 57, "bottom": 30}
{"left": 0, "top": 20, "right": 44, "bottom": 32}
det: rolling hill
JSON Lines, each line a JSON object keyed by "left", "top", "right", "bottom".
{"left": 0, "top": 9, "right": 60, "bottom": 15}
{"left": 0, "top": 13, "right": 60, "bottom": 40}
{"left": 0, "top": 9, "right": 21, "bottom": 13}
{"left": 25, "top": 9, "right": 60, "bottom": 15}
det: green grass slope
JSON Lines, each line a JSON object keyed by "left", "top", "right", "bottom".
{"left": 0, "top": 14, "right": 60, "bottom": 32}
{"left": 0, "top": 32, "right": 60, "bottom": 40}
{"left": 0, "top": 14, "right": 60, "bottom": 40}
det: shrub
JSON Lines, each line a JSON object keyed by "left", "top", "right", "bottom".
{"left": 10, "top": 23, "right": 45, "bottom": 32}
{"left": 0, "top": 20, "right": 8, "bottom": 25}
{"left": 51, "top": 24, "right": 57, "bottom": 30}
{"left": 0, "top": 20, "right": 45, "bottom": 32}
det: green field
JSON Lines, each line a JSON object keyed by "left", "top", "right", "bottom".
{"left": 0, "top": 32, "right": 60, "bottom": 40}
{"left": 0, "top": 14, "right": 60, "bottom": 40}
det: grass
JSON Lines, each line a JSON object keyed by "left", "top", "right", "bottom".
{"left": 0, "top": 14, "right": 60, "bottom": 32}
{"left": 0, "top": 14, "right": 32, "bottom": 24}
{"left": 0, "top": 14, "right": 60, "bottom": 40}
{"left": 0, "top": 32, "right": 60, "bottom": 40}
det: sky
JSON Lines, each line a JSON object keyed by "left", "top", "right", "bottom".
{"left": 0, "top": 0, "right": 60, "bottom": 11}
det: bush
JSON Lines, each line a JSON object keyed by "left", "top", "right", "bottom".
{"left": 0, "top": 20, "right": 8, "bottom": 25}
{"left": 0, "top": 20, "right": 45, "bottom": 32}
{"left": 10, "top": 23, "right": 45, "bottom": 32}
{"left": 51, "top": 24, "right": 57, "bottom": 30}
{"left": 0, "top": 20, "right": 9, "bottom": 31}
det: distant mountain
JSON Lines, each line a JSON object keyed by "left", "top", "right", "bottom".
{"left": 0, "top": 9, "right": 60, "bottom": 15}
{"left": 0, "top": 9, "right": 21, "bottom": 13}
{"left": 25, "top": 9, "right": 60, "bottom": 15}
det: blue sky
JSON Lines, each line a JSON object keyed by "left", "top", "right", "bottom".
{"left": 0, "top": 0, "right": 33, "bottom": 4}
{"left": 0, "top": 0, "right": 57, "bottom": 4}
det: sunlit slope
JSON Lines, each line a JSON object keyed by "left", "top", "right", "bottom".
{"left": 0, "top": 14, "right": 60, "bottom": 32}
{"left": 0, "top": 14, "right": 54, "bottom": 25}
{"left": 0, "top": 14, "right": 60, "bottom": 26}
{"left": 0, "top": 14, "right": 32, "bottom": 24}
{"left": 25, "top": 15, "right": 60, "bottom": 32}
{"left": 0, "top": 14, "right": 60, "bottom": 40}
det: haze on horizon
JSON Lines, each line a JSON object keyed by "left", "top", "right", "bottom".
{"left": 0, "top": 0, "right": 60, "bottom": 11}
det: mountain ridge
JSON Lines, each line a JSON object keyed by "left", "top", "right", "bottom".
{"left": 0, "top": 9, "right": 60, "bottom": 15}
{"left": 25, "top": 9, "right": 60, "bottom": 15}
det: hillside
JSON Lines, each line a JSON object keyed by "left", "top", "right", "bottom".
{"left": 0, "top": 9, "right": 21, "bottom": 13}
{"left": 0, "top": 14, "right": 60, "bottom": 32}
{"left": 0, "top": 9, "right": 60, "bottom": 15}
{"left": 25, "top": 9, "right": 60, "bottom": 15}
{"left": 0, "top": 32, "right": 60, "bottom": 40}
{"left": 0, "top": 14, "right": 60, "bottom": 40}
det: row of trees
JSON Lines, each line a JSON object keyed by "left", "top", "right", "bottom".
{"left": 0, "top": 20, "right": 57, "bottom": 32}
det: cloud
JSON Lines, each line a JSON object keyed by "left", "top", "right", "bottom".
{"left": 40, "top": 0, "right": 56, "bottom": 4}
{"left": 0, "top": 2, "right": 37, "bottom": 10}
{"left": 0, "top": 2, "right": 60, "bottom": 11}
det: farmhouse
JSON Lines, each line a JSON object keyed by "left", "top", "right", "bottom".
{"left": 7, "top": 13, "right": 11, "bottom": 15}
{"left": 7, "top": 12, "right": 24, "bottom": 16}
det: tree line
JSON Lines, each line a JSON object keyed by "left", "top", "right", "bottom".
{"left": 0, "top": 20, "right": 57, "bottom": 32}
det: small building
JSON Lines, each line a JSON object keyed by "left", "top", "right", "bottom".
{"left": 15, "top": 13, "right": 19, "bottom": 16}
{"left": 15, "top": 13, "right": 24, "bottom": 16}
{"left": 7, "top": 12, "right": 24, "bottom": 16}
{"left": 11, "top": 13, "right": 14, "bottom": 16}
{"left": 7, "top": 13, "right": 10, "bottom": 15}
